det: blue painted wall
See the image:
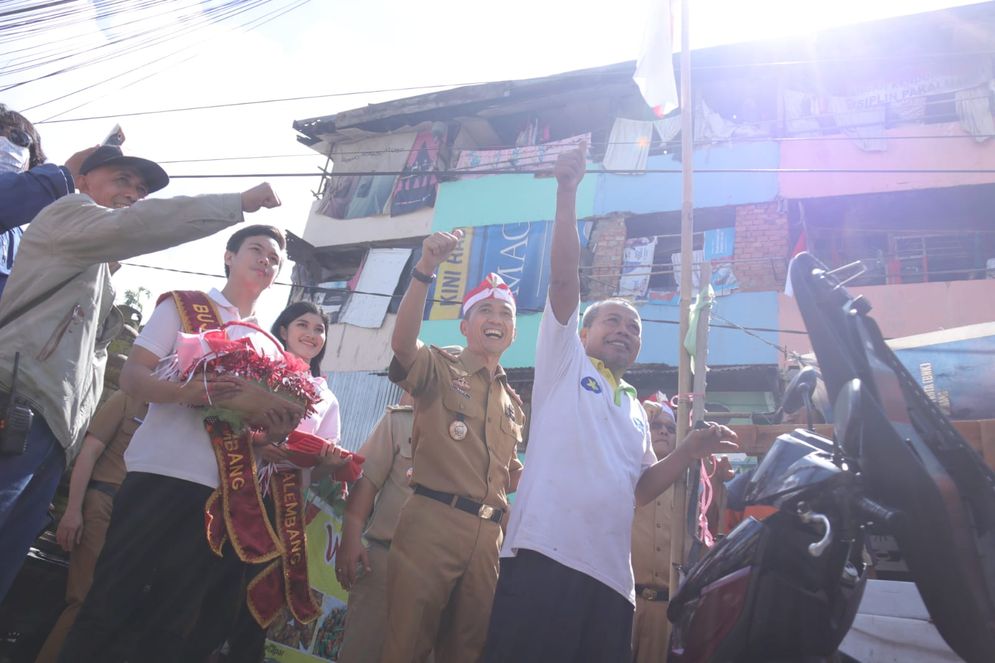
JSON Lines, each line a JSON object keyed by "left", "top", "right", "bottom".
{"left": 594, "top": 142, "right": 780, "bottom": 216}
{"left": 432, "top": 165, "right": 598, "bottom": 232}
{"left": 418, "top": 291, "right": 781, "bottom": 369}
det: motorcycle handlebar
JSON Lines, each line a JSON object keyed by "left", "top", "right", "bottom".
{"left": 855, "top": 496, "right": 900, "bottom": 526}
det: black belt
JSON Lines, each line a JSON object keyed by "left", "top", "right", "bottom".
{"left": 413, "top": 485, "right": 504, "bottom": 524}
{"left": 87, "top": 480, "right": 119, "bottom": 499}
{"left": 635, "top": 584, "right": 669, "bottom": 602}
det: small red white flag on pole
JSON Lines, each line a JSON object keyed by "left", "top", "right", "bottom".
{"left": 633, "top": 0, "right": 679, "bottom": 117}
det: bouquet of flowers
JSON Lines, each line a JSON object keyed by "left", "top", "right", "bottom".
{"left": 160, "top": 320, "right": 322, "bottom": 428}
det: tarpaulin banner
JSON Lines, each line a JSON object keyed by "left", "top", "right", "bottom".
{"left": 424, "top": 220, "right": 556, "bottom": 319}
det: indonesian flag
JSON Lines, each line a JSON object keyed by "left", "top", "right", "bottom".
{"left": 633, "top": 0, "right": 679, "bottom": 118}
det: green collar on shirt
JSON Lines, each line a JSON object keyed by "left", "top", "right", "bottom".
{"left": 587, "top": 357, "right": 637, "bottom": 406}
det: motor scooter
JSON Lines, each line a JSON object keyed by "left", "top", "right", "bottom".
{"left": 667, "top": 253, "right": 995, "bottom": 663}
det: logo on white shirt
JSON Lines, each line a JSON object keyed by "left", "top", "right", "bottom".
{"left": 580, "top": 376, "right": 602, "bottom": 394}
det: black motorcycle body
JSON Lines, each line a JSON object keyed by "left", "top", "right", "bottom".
{"left": 668, "top": 253, "right": 995, "bottom": 663}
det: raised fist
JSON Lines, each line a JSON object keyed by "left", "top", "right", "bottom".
{"left": 241, "top": 182, "right": 281, "bottom": 213}
{"left": 554, "top": 141, "right": 587, "bottom": 192}
{"left": 417, "top": 229, "right": 464, "bottom": 273}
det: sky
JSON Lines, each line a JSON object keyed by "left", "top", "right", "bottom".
{"left": 1, "top": 0, "right": 986, "bottom": 326}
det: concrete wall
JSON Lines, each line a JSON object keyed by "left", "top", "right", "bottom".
{"left": 320, "top": 313, "right": 398, "bottom": 373}
{"left": 302, "top": 199, "right": 435, "bottom": 247}
{"left": 593, "top": 142, "right": 780, "bottom": 216}
{"left": 780, "top": 122, "right": 995, "bottom": 199}
{"left": 778, "top": 278, "right": 995, "bottom": 363}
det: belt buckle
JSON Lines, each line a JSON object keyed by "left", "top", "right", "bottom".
{"left": 640, "top": 587, "right": 657, "bottom": 601}
{"left": 478, "top": 504, "right": 495, "bottom": 520}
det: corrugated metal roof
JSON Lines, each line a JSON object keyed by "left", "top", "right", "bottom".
{"left": 325, "top": 371, "right": 402, "bottom": 452}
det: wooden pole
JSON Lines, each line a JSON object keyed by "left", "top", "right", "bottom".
{"left": 669, "top": 0, "right": 694, "bottom": 595}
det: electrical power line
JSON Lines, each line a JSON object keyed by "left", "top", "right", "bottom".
{"left": 29, "top": 50, "right": 995, "bottom": 125}
{"left": 33, "top": 81, "right": 493, "bottom": 124}
{"left": 118, "top": 261, "right": 807, "bottom": 339}
{"left": 15, "top": 0, "right": 313, "bottom": 120}
{"left": 164, "top": 166, "right": 995, "bottom": 179}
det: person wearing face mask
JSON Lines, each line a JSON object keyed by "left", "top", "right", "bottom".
{"left": 0, "top": 144, "right": 282, "bottom": 607}
{"left": 0, "top": 104, "right": 97, "bottom": 298}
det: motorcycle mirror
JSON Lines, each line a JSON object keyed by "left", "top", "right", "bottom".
{"left": 833, "top": 378, "right": 862, "bottom": 457}
{"left": 782, "top": 366, "right": 819, "bottom": 415}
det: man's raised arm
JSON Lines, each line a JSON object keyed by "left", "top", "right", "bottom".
{"left": 548, "top": 142, "right": 587, "bottom": 325}
{"left": 391, "top": 229, "right": 463, "bottom": 371}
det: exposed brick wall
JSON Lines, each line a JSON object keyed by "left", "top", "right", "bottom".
{"left": 733, "top": 201, "right": 790, "bottom": 292}
{"left": 585, "top": 215, "right": 626, "bottom": 300}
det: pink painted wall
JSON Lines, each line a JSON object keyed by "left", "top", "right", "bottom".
{"left": 779, "top": 122, "right": 995, "bottom": 199}
{"left": 778, "top": 279, "right": 995, "bottom": 364}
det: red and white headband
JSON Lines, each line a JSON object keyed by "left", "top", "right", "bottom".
{"left": 462, "top": 272, "right": 516, "bottom": 316}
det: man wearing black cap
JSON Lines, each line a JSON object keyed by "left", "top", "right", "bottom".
{"left": 0, "top": 145, "right": 281, "bottom": 602}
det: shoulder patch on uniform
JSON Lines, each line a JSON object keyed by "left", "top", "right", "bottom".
{"left": 429, "top": 344, "right": 464, "bottom": 362}
{"left": 504, "top": 384, "right": 524, "bottom": 407}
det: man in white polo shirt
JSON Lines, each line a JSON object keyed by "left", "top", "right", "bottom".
{"left": 482, "top": 143, "right": 738, "bottom": 663}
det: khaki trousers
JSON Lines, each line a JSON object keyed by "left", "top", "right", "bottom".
{"left": 381, "top": 495, "right": 502, "bottom": 663}
{"left": 338, "top": 540, "right": 390, "bottom": 663}
{"left": 632, "top": 596, "right": 671, "bottom": 663}
{"left": 35, "top": 489, "right": 114, "bottom": 663}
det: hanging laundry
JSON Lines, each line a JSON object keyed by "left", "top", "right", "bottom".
{"left": 339, "top": 248, "right": 413, "bottom": 328}
{"left": 783, "top": 89, "right": 822, "bottom": 135}
{"left": 828, "top": 97, "right": 887, "bottom": 152}
{"left": 671, "top": 249, "right": 705, "bottom": 295}
{"left": 603, "top": 118, "right": 654, "bottom": 172}
{"left": 654, "top": 115, "right": 681, "bottom": 144}
{"left": 390, "top": 126, "right": 447, "bottom": 217}
{"left": 618, "top": 237, "right": 658, "bottom": 298}
{"left": 956, "top": 85, "right": 995, "bottom": 142}
{"left": 455, "top": 133, "right": 589, "bottom": 175}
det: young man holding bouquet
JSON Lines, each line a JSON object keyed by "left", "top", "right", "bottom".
{"left": 58, "top": 225, "right": 295, "bottom": 663}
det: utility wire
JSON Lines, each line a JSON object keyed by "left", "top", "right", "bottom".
{"left": 119, "top": 260, "right": 808, "bottom": 338}
{"left": 29, "top": 58, "right": 992, "bottom": 124}
{"left": 144, "top": 123, "right": 995, "bottom": 166}
{"left": 18, "top": 0, "right": 312, "bottom": 117}
{"left": 164, "top": 167, "right": 995, "bottom": 179}
{"left": 33, "top": 81, "right": 493, "bottom": 124}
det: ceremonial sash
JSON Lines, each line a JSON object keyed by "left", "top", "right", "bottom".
{"left": 245, "top": 468, "right": 321, "bottom": 627}
{"left": 162, "top": 291, "right": 284, "bottom": 564}
{"left": 157, "top": 290, "right": 224, "bottom": 333}
{"left": 164, "top": 290, "right": 323, "bottom": 625}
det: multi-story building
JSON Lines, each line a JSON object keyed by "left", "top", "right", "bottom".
{"left": 290, "top": 3, "right": 995, "bottom": 448}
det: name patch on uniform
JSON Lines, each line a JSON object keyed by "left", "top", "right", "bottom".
{"left": 580, "top": 376, "right": 602, "bottom": 394}
{"left": 450, "top": 376, "right": 471, "bottom": 399}
{"left": 632, "top": 417, "right": 646, "bottom": 436}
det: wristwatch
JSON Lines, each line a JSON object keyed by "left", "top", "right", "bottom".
{"left": 410, "top": 267, "right": 436, "bottom": 284}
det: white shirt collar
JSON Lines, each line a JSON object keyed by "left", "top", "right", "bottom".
{"left": 208, "top": 287, "right": 257, "bottom": 323}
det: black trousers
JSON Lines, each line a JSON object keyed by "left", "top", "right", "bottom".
{"left": 57, "top": 472, "right": 244, "bottom": 663}
{"left": 482, "top": 549, "right": 634, "bottom": 663}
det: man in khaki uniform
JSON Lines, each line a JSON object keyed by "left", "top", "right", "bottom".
{"left": 35, "top": 391, "right": 148, "bottom": 663}
{"left": 384, "top": 229, "right": 524, "bottom": 663}
{"left": 336, "top": 395, "right": 419, "bottom": 663}
{"left": 631, "top": 399, "right": 678, "bottom": 663}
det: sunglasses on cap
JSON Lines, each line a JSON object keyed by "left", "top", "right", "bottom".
{"left": 2, "top": 127, "right": 33, "bottom": 149}
{"left": 650, "top": 420, "right": 676, "bottom": 433}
